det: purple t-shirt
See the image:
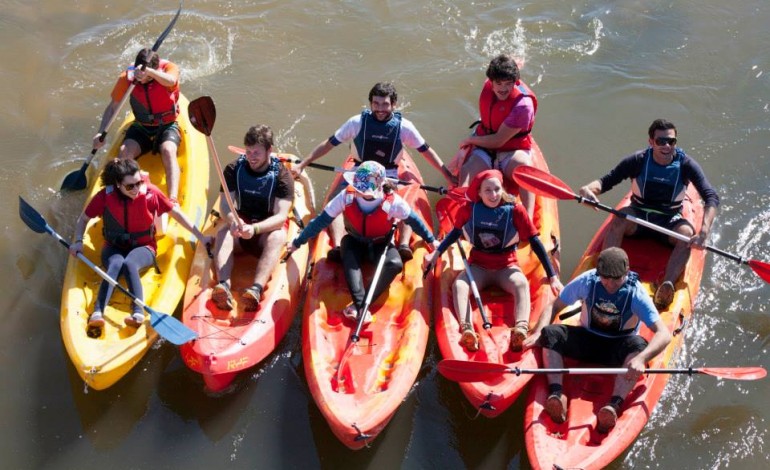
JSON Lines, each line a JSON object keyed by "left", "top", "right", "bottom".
{"left": 502, "top": 96, "right": 535, "bottom": 130}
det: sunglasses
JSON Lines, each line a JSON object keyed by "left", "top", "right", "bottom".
{"left": 121, "top": 181, "right": 142, "bottom": 191}
{"left": 654, "top": 136, "right": 677, "bottom": 147}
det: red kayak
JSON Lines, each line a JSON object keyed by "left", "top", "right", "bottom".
{"left": 433, "top": 139, "right": 561, "bottom": 417}
{"left": 180, "top": 156, "right": 315, "bottom": 392}
{"left": 524, "top": 185, "right": 705, "bottom": 470}
{"left": 302, "top": 152, "right": 434, "bottom": 449}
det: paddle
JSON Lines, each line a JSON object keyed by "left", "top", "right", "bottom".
{"left": 188, "top": 96, "right": 243, "bottom": 231}
{"left": 336, "top": 224, "right": 399, "bottom": 388}
{"left": 438, "top": 359, "right": 767, "bottom": 382}
{"left": 18, "top": 196, "right": 196, "bottom": 345}
{"left": 61, "top": 1, "right": 183, "bottom": 191}
{"left": 227, "top": 145, "right": 447, "bottom": 194}
{"left": 513, "top": 165, "right": 770, "bottom": 283}
{"left": 435, "top": 196, "right": 492, "bottom": 329}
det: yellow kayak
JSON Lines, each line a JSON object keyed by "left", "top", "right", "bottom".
{"left": 59, "top": 93, "right": 209, "bottom": 390}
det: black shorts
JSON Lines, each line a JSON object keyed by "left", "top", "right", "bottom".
{"left": 623, "top": 206, "right": 694, "bottom": 244}
{"left": 124, "top": 121, "right": 181, "bottom": 155}
{"left": 538, "top": 324, "right": 648, "bottom": 366}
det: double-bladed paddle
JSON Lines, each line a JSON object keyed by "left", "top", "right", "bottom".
{"left": 226, "top": 145, "right": 447, "bottom": 195}
{"left": 61, "top": 0, "right": 184, "bottom": 191}
{"left": 18, "top": 196, "right": 196, "bottom": 345}
{"left": 438, "top": 359, "right": 767, "bottom": 382}
{"left": 512, "top": 165, "right": 770, "bottom": 283}
{"left": 336, "top": 224, "right": 399, "bottom": 389}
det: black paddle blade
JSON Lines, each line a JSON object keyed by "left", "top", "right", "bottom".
{"left": 188, "top": 96, "right": 216, "bottom": 136}
{"left": 151, "top": 0, "right": 183, "bottom": 52}
{"left": 60, "top": 162, "right": 89, "bottom": 191}
{"left": 18, "top": 196, "right": 49, "bottom": 234}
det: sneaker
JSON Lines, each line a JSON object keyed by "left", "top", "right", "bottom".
{"left": 459, "top": 322, "right": 479, "bottom": 351}
{"left": 88, "top": 311, "right": 105, "bottom": 328}
{"left": 545, "top": 393, "right": 568, "bottom": 424}
{"left": 398, "top": 244, "right": 413, "bottom": 262}
{"left": 212, "top": 282, "right": 234, "bottom": 311}
{"left": 510, "top": 321, "right": 529, "bottom": 352}
{"left": 242, "top": 284, "right": 263, "bottom": 312}
{"left": 654, "top": 281, "right": 675, "bottom": 310}
{"left": 124, "top": 312, "right": 144, "bottom": 328}
{"left": 596, "top": 403, "right": 619, "bottom": 433}
{"left": 327, "top": 246, "right": 342, "bottom": 263}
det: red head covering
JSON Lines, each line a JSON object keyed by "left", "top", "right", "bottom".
{"left": 466, "top": 169, "right": 504, "bottom": 202}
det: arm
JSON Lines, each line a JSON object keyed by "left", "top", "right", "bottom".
{"left": 68, "top": 212, "right": 92, "bottom": 257}
{"left": 291, "top": 210, "right": 335, "bottom": 249}
{"left": 683, "top": 156, "right": 720, "bottom": 247}
{"left": 422, "top": 227, "right": 462, "bottom": 273}
{"left": 239, "top": 196, "right": 292, "bottom": 240}
{"left": 168, "top": 206, "right": 210, "bottom": 245}
{"left": 625, "top": 318, "right": 671, "bottom": 375}
{"left": 418, "top": 146, "right": 457, "bottom": 186}
{"left": 92, "top": 101, "right": 120, "bottom": 149}
{"left": 522, "top": 296, "right": 568, "bottom": 350}
{"left": 528, "top": 234, "right": 562, "bottom": 294}
{"left": 578, "top": 152, "right": 643, "bottom": 202}
{"left": 402, "top": 210, "right": 436, "bottom": 245}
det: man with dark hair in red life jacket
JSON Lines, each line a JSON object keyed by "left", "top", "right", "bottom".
{"left": 92, "top": 48, "right": 182, "bottom": 202}
{"left": 454, "top": 54, "right": 538, "bottom": 219}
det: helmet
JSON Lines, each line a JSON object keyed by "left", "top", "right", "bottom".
{"left": 343, "top": 161, "right": 386, "bottom": 198}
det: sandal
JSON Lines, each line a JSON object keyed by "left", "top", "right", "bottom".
{"left": 212, "top": 282, "right": 234, "bottom": 311}
{"left": 87, "top": 311, "right": 105, "bottom": 328}
{"left": 242, "top": 284, "right": 263, "bottom": 312}
{"left": 459, "top": 322, "right": 479, "bottom": 352}
{"left": 510, "top": 320, "right": 529, "bottom": 352}
{"left": 124, "top": 312, "right": 144, "bottom": 328}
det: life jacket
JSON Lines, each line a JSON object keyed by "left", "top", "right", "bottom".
{"left": 581, "top": 271, "right": 641, "bottom": 337}
{"left": 462, "top": 201, "right": 520, "bottom": 253}
{"left": 234, "top": 155, "right": 282, "bottom": 222}
{"left": 476, "top": 79, "right": 537, "bottom": 151}
{"left": 342, "top": 188, "right": 395, "bottom": 242}
{"left": 630, "top": 148, "right": 687, "bottom": 214}
{"left": 129, "top": 59, "right": 180, "bottom": 126}
{"left": 353, "top": 110, "right": 402, "bottom": 169}
{"left": 101, "top": 175, "right": 156, "bottom": 250}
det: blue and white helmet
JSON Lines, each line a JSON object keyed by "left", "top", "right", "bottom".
{"left": 343, "top": 161, "right": 386, "bottom": 198}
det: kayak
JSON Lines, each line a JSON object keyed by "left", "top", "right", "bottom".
{"left": 59, "top": 93, "right": 209, "bottom": 390}
{"left": 302, "top": 152, "right": 434, "bottom": 449}
{"left": 433, "top": 139, "right": 561, "bottom": 417}
{"left": 180, "top": 158, "right": 314, "bottom": 392}
{"left": 524, "top": 185, "right": 705, "bottom": 470}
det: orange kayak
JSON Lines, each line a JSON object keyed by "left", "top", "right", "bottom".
{"left": 433, "top": 139, "right": 561, "bottom": 417}
{"left": 524, "top": 185, "right": 705, "bottom": 470}
{"left": 180, "top": 156, "right": 315, "bottom": 392}
{"left": 302, "top": 152, "right": 434, "bottom": 449}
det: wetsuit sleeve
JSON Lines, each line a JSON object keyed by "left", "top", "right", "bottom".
{"left": 682, "top": 154, "right": 720, "bottom": 208}
{"left": 403, "top": 211, "right": 436, "bottom": 243}
{"left": 292, "top": 211, "right": 334, "bottom": 248}
{"left": 598, "top": 151, "right": 645, "bottom": 193}
{"left": 528, "top": 235, "right": 556, "bottom": 279}
{"left": 435, "top": 228, "right": 463, "bottom": 254}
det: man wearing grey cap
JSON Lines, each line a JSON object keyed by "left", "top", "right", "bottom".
{"left": 523, "top": 247, "right": 671, "bottom": 434}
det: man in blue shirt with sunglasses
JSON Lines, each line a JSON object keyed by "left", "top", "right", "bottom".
{"left": 577, "top": 119, "right": 719, "bottom": 310}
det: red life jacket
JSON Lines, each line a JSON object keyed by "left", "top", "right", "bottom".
{"left": 129, "top": 59, "right": 180, "bottom": 126}
{"left": 476, "top": 79, "right": 538, "bottom": 151}
{"left": 101, "top": 176, "right": 161, "bottom": 252}
{"left": 342, "top": 188, "right": 395, "bottom": 241}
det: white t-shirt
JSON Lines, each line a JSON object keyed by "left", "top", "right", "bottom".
{"left": 332, "top": 113, "right": 428, "bottom": 158}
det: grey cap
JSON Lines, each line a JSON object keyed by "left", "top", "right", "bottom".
{"left": 596, "top": 247, "right": 629, "bottom": 278}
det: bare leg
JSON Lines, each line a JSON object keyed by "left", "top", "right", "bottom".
{"left": 118, "top": 139, "right": 142, "bottom": 160}
{"left": 452, "top": 270, "right": 472, "bottom": 325}
{"left": 159, "top": 140, "right": 180, "bottom": 200}
{"left": 328, "top": 216, "right": 345, "bottom": 248}
{"left": 214, "top": 227, "right": 236, "bottom": 285}
{"left": 602, "top": 208, "right": 638, "bottom": 250}
{"left": 252, "top": 228, "right": 287, "bottom": 288}
{"left": 497, "top": 268, "right": 530, "bottom": 324}
{"left": 663, "top": 224, "right": 695, "bottom": 284}
{"left": 459, "top": 153, "right": 492, "bottom": 187}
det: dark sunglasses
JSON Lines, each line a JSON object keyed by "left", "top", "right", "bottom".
{"left": 121, "top": 181, "right": 142, "bottom": 191}
{"left": 654, "top": 136, "right": 677, "bottom": 147}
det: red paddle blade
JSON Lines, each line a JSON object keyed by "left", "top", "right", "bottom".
{"left": 437, "top": 359, "right": 510, "bottom": 382}
{"left": 748, "top": 259, "right": 770, "bottom": 283}
{"left": 698, "top": 367, "right": 767, "bottom": 380}
{"left": 512, "top": 166, "right": 577, "bottom": 201}
{"left": 228, "top": 145, "right": 245, "bottom": 155}
{"left": 188, "top": 96, "right": 216, "bottom": 136}
{"left": 435, "top": 197, "right": 458, "bottom": 237}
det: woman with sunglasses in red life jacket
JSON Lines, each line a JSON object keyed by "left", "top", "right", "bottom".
{"left": 68, "top": 159, "right": 211, "bottom": 329}
{"left": 424, "top": 170, "right": 562, "bottom": 352}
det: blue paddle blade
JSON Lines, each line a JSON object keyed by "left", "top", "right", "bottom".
{"left": 148, "top": 306, "right": 196, "bottom": 345}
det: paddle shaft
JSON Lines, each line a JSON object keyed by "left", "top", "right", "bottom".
{"left": 227, "top": 146, "right": 446, "bottom": 194}
{"left": 456, "top": 241, "right": 492, "bottom": 329}
{"left": 351, "top": 224, "right": 399, "bottom": 342}
{"left": 207, "top": 138, "right": 243, "bottom": 230}
{"left": 62, "top": 2, "right": 183, "bottom": 190}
